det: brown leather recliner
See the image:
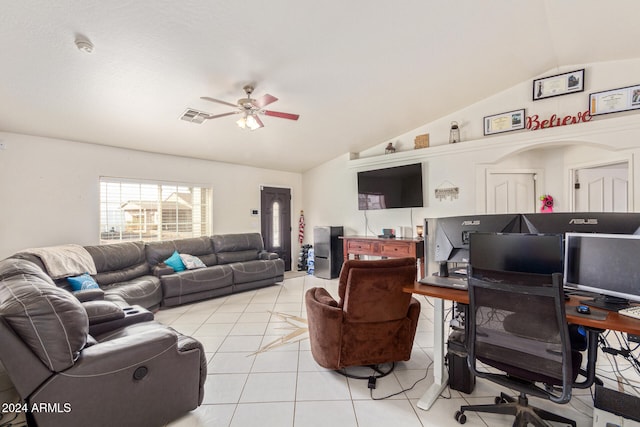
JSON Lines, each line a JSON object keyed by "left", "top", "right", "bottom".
{"left": 305, "top": 257, "right": 421, "bottom": 370}
{"left": 0, "top": 258, "right": 206, "bottom": 427}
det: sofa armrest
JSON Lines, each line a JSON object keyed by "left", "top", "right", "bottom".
{"left": 70, "top": 327, "right": 181, "bottom": 373}
{"left": 73, "top": 288, "right": 106, "bottom": 302}
{"left": 153, "top": 263, "right": 175, "bottom": 277}
{"left": 31, "top": 325, "right": 206, "bottom": 427}
{"left": 258, "top": 250, "right": 279, "bottom": 260}
{"left": 304, "top": 288, "right": 343, "bottom": 369}
{"left": 83, "top": 300, "right": 125, "bottom": 325}
{"left": 87, "top": 305, "right": 155, "bottom": 336}
{"left": 65, "top": 326, "right": 202, "bottom": 386}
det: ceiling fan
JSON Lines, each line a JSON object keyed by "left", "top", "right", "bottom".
{"left": 201, "top": 85, "right": 300, "bottom": 130}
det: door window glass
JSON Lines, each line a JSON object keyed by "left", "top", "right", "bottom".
{"left": 272, "top": 201, "right": 281, "bottom": 247}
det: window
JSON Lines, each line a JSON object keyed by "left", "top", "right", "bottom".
{"left": 99, "top": 177, "right": 212, "bottom": 243}
{"left": 272, "top": 201, "right": 281, "bottom": 248}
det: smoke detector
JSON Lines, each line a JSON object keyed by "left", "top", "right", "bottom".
{"left": 75, "top": 36, "right": 94, "bottom": 53}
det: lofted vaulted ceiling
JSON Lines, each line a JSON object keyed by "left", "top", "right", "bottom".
{"left": 1, "top": 1, "right": 640, "bottom": 173}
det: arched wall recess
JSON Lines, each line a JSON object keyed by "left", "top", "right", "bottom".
{"left": 476, "top": 142, "right": 635, "bottom": 214}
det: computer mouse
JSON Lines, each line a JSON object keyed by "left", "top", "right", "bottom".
{"left": 576, "top": 305, "right": 591, "bottom": 315}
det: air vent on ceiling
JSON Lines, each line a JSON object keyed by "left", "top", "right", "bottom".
{"left": 180, "top": 108, "right": 209, "bottom": 124}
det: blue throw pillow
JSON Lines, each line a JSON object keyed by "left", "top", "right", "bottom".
{"left": 67, "top": 273, "right": 100, "bottom": 291}
{"left": 164, "top": 250, "right": 186, "bottom": 272}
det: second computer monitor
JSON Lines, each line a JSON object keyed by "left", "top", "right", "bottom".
{"left": 564, "top": 232, "right": 640, "bottom": 310}
{"left": 469, "top": 232, "right": 564, "bottom": 276}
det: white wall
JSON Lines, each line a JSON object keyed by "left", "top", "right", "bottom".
{"left": 0, "top": 132, "right": 302, "bottom": 259}
{"left": 4, "top": 58, "right": 640, "bottom": 259}
{"left": 302, "top": 58, "right": 640, "bottom": 244}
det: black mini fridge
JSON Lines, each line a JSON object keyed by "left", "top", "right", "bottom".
{"left": 313, "top": 226, "right": 344, "bottom": 279}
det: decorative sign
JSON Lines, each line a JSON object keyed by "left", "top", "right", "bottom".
{"left": 435, "top": 187, "right": 459, "bottom": 201}
{"left": 533, "top": 69, "right": 584, "bottom": 101}
{"left": 414, "top": 133, "right": 429, "bottom": 149}
{"left": 526, "top": 110, "right": 592, "bottom": 131}
{"left": 484, "top": 109, "right": 526, "bottom": 135}
{"left": 589, "top": 84, "right": 640, "bottom": 116}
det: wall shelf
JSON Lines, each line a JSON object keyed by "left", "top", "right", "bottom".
{"left": 347, "top": 115, "right": 640, "bottom": 170}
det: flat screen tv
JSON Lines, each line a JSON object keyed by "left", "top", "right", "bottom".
{"left": 564, "top": 232, "right": 640, "bottom": 311}
{"left": 357, "top": 163, "right": 424, "bottom": 210}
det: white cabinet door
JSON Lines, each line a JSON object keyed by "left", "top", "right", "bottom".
{"left": 487, "top": 172, "right": 536, "bottom": 214}
{"left": 574, "top": 163, "right": 628, "bottom": 212}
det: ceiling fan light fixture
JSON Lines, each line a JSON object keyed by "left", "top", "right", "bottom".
{"left": 245, "top": 114, "right": 261, "bottom": 131}
{"left": 202, "top": 85, "right": 298, "bottom": 130}
{"left": 237, "top": 113, "right": 261, "bottom": 131}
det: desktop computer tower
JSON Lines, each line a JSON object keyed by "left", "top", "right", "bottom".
{"left": 447, "top": 303, "right": 475, "bottom": 394}
{"left": 313, "top": 226, "right": 344, "bottom": 279}
{"left": 447, "top": 329, "right": 475, "bottom": 394}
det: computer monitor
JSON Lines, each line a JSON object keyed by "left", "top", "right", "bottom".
{"left": 433, "top": 214, "right": 521, "bottom": 263}
{"left": 521, "top": 212, "right": 640, "bottom": 235}
{"left": 564, "top": 232, "right": 640, "bottom": 311}
{"left": 469, "top": 232, "right": 564, "bottom": 277}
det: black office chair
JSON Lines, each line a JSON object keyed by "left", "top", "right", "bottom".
{"left": 454, "top": 269, "right": 582, "bottom": 427}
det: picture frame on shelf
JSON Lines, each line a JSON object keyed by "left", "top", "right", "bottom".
{"left": 589, "top": 84, "right": 640, "bottom": 116}
{"left": 533, "top": 69, "right": 584, "bottom": 101}
{"left": 483, "top": 108, "right": 526, "bottom": 136}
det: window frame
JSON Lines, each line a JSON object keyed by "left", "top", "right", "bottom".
{"left": 99, "top": 176, "right": 212, "bottom": 244}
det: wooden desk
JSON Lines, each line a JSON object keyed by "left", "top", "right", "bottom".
{"left": 404, "top": 278, "right": 640, "bottom": 410}
{"left": 404, "top": 281, "right": 640, "bottom": 335}
{"left": 340, "top": 236, "right": 425, "bottom": 278}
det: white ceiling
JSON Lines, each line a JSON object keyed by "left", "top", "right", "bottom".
{"left": 1, "top": 1, "right": 640, "bottom": 173}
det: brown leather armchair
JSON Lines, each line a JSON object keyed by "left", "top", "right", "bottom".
{"left": 305, "top": 257, "right": 421, "bottom": 370}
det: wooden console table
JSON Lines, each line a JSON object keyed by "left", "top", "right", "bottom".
{"left": 339, "top": 236, "right": 425, "bottom": 279}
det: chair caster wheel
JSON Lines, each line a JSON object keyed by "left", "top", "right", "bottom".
{"left": 455, "top": 410, "right": 467, "bottom": 424}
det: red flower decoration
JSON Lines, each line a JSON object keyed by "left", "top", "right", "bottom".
{"left": 539, "top": 194, "right": 554, "bottom": 213}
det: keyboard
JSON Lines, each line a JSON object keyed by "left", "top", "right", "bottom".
{"left": 419, "top": 275, "right": 468, "bottom": 290}
{"left": 619, "top": 306, "right": 640, "bottom": 320}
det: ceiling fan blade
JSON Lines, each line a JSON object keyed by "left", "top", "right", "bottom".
{"left": 253, "top": 115, "right": 265, "bottom": 129}
{"left": 204, "top": 111, "right": 238, "bottom": 120}
{"left": 254, "top": 94, "right": 278, "bottom": 108}
{"left": 263, "top": 110, "right": 300, "bottom": 121}
{"left": 200, "top": 96, "right": 239, "bottom": 108}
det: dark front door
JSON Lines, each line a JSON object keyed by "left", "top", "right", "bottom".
{"left": 260, "top": 186, "right": 292, "bottom": 271}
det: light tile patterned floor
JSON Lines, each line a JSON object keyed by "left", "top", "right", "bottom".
{"left": 151, "top": 273, "right": 639, "bottom": 426}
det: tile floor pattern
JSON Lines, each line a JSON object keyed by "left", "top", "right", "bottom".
{"left": 158, "top": 272, "right": 640, "bottom": 427}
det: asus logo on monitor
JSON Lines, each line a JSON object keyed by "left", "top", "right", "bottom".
{"left": 569, "top": 218, "right": 598, "bottom": 225}
{"left": 461, "top": 220, "right": 480, "bottom": 226}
